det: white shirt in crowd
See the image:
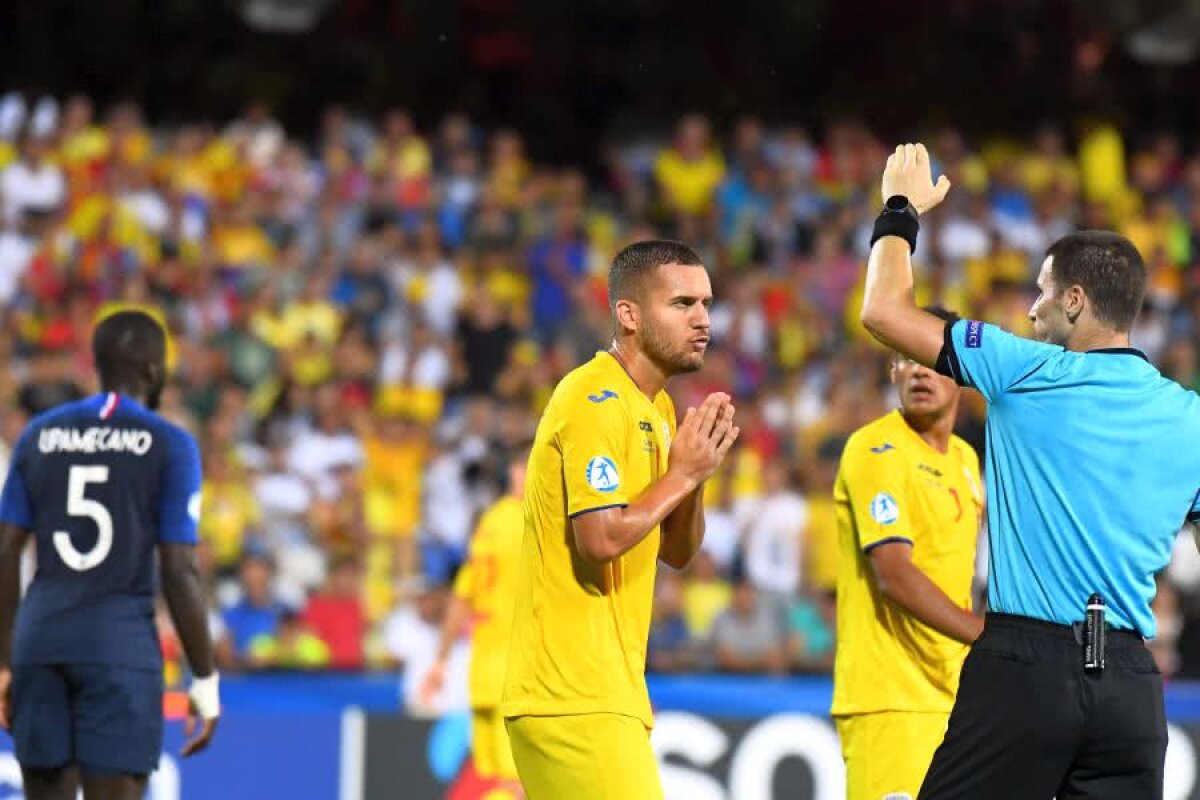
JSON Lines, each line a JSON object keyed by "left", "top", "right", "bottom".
{"left": 421, "top": 452, "right": 474, "bottom": 549}
{"left": 286, "top": 427, "right": 364, "bottom": 500}
{"left": 700, "top": 504, "right": 740, "bottom": 572}
{"left": 389, "top": 258, "right": 463, "bottom": 337}
{"left": 378, "top": 342, "right": 452, "bottom": 390}
{"left": 742, "top": 490, "right": 809, "bottom": 596}
{"left": 384, "top": 603, "right": 470, "bottom": 717}
{"left": 0, "top": 230, "right": 34, "bottom": 304}
{"left": 2, "top": 159, "right": 65, "bottom": 222}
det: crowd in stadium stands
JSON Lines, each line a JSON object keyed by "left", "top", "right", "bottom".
{"left": 4, "top": 91, "right": 1200, "bottom": 715}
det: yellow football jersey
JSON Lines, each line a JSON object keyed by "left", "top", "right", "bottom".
{"left": 831, "top": 409, "right": 982, "bottom": 716}
{"left": 454, "top": 494, "right": 525, "bottom": 709}
{"left": 501, "top": 352, "right": 675, "bottom": 729}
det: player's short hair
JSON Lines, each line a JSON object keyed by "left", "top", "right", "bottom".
{"left": 1046, "top": 231, "right": 1146, "bottom": 332}
{"left": 607, "top": 239, "right": 703, "bottom": 312}
{"left": 92, "top": 310, "right": 167, "bottom": 387}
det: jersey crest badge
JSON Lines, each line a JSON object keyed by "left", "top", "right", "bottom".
{"left": 586, "top": 456, "right": 620, "bottom": 493}
{"left": 870, "top": 492, "right": 900, "bottom": 525}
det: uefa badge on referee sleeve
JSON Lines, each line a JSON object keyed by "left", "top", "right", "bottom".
{"left": 870, "top": 492, "right": 900, "bottom": 525}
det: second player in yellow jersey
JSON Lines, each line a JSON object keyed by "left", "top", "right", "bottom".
{"left": 832, "top": 307, "right": 984, "bottom": 800}
{"left": 425, "top": 447, "right": 530, "bottom": 790}
{"left": 502, "top": 241, "right": 740, "bottom": 800}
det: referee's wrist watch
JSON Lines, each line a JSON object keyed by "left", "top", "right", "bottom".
{"left": 870, "top": 195, "right": 921, "bottom": 252}
{"left": 884, "top": 194, "right": 919, "bottom": 219}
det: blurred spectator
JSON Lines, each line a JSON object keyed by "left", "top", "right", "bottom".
{"left": 648, "top": 572, "right": 697, "bottom": 673}
{"left": 1152, "top": 573, "right": 1182, "bottom": 679}
{"left": 788, "top": 591, "right": 836, "bottom": 673}
{"left": 711, "top": 573, "right": 789, "bottom": 676}
{"left": 2, "top": 134, "right": 65, "bottom": 224}
{"left": 302, "top": 554, "right": 367, "bottom": 670}
{"left": 248, "top": 610, "right": 332, "bottom": 670}
{"left": 222, "top": 552, "right": 290, "bottom": 665}
{"left": 742, "top": 460, "right": 809, "bottom": 624}
{"left": 199, "top": 453, "right": 262, "bottom": 576}
{"left": 654, "top": 115, "right": 725, "bottom": 218}
{"left": 384, "top": 579, "right": 469, "bottom": 717}
{"left": 682, "top": 550, "right": 732, "bottom": 644}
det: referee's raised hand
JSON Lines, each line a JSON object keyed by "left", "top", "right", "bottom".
{"left": 881, "top": 142, "right": 952, "bottom": 214}
{"left": 667, "top": 392, "right": 739, "bottom": 486}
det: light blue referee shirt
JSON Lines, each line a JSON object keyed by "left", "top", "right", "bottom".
{"left": 940, "top": 319, "right": 1200, "bottom": 637}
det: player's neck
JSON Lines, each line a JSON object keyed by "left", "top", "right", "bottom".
{"left": 100, "top": 383, "right": 147, "bottom": 406}
{"left": 902, "top": 408, "right": 955, "bottom": 454}
{"left": 1064, "top": 322, "right": 1130, "bottom": 353}
{"left": 608, "top": 340, "right": 668, "bottom": 399}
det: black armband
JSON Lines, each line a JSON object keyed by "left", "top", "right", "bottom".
{"left": 933, "top": 319, "right": 965, "bottom": 384}
{"left": 869, "top": 195, "right": 920, "bottom": 253}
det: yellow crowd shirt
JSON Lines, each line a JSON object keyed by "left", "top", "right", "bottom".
{"left": 831, "top": 410, "right": 982, "bottom": 716}
{"left": 453, "top": 494, "right": 525, "bottom": 710}
{"left": 501, "top": 352, "right": 675, "bottom": 728}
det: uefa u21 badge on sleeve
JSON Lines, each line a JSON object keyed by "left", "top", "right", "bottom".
{"left": 586, "top": 456, "right": 620, "bottom": 493}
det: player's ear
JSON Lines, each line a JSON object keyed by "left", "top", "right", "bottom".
{"left": 614, "top": 297, "right": 640, "bottom": 333}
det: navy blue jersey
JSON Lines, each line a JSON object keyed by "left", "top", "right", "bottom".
{"left": 0, "top": 393, "right": 201, "bottom": 668}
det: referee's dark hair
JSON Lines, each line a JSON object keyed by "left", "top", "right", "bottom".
{"left": 1046, "top": 231, "right": 1146, "bottom": 332}
{"left": 92, "top": 310, "right": 168, "bottom": 407}
{"left": 607, "top": 239, "right": 703, "bottom": 313}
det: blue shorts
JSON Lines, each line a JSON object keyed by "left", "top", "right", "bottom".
{"left": 11, "top": 663, "right": 163, "bottom": 775}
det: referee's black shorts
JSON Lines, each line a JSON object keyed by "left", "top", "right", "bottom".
{"left": 919, "top": 612, "right": 1165, "bottom": 800}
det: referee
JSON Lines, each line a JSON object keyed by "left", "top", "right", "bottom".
{"left": 859, "top": 143, "right": 1200, "bottom": 799}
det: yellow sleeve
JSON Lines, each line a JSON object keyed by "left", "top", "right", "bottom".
{"left": 558, "top": 389, "right": 631, "bottom": 517}
{"left": 838, "top": 436, "right": 914, "bottom": 552}
{"left": 452, "top": 557, "right": 474, "bottom": 601}
{"left": 454, "top": 506, "right": 497, "bottom": 603}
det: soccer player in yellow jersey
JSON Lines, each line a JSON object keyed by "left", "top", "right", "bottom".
{"left": 501, "top": 240, "right": 739, "bottom": 800}
{"left": 423, "top": 446, "right": 531, "bottom": 795}
{"left": 831, "top": 306, "right": 984, "bottom": 800}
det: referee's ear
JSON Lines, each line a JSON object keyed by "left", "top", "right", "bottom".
{"left": 1063, "top": 284, "right": 1087, "bottom": 325}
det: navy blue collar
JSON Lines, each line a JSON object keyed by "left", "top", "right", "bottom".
{"left": 1086, "top": 347, "right": 1149, "bottom": 362}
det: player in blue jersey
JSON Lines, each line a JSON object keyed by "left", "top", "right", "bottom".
{"left": 861, "top": 144, "right": 1200, "bottom": 799}
{"left": 0, "top": 310, "right": 220, "bottom": 800}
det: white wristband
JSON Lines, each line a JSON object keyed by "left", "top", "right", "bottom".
{"left": 189, "top": 672, "right": 221, "bottom": 720}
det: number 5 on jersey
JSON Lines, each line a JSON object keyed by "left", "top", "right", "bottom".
{"left": 54, "top": 465, "right": 113, "bottom": 571}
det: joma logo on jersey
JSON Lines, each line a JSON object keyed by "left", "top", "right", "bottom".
{"left": 917, "top": 463, "right": 943, "bottom": 478}
{"left": 588, "top": 390, "right": 618, "bottom": 403}
{"left": 869, "top": 443, "right": 894, "bottom": 454}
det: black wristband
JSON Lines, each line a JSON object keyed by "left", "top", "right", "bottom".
{"left": 870, "top": 195, "right": 920, "bottom": 253}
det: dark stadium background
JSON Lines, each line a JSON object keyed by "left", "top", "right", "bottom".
{"left": 5, "top": 0, "right": 1200, "bottom": 162}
